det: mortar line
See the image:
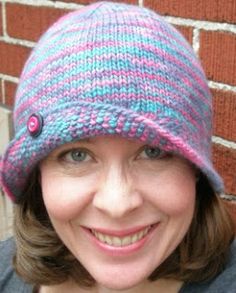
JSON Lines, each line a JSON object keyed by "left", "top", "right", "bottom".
{"left": 212, "top": 136, "right": 236, "bottom": 150}
{"left": 2, "top": 0, "right": 83, "bottom": 10}
{"left": 164, "top": 15, "right": 236, "bottom": 34}
{"left": 138, "top": 0, "right": 143, "bottom": 7}
{"left": 220, "top": 193, "right": 236, "bottom": 202}
{"left": 208, "top": 81, "right": 236, "bottom": 93}
{"left": 192, "top": 28, "right": 200, "bottom": 56}
{"left": 0, "top": 79, "right": 5, "bottom": 103}
{"left": 0, "top": 35, "right": 35, "bottom": 47}
{"left": 2, "top": 0, "right": 7, "bottom": 37}
{"left": 0, "top": 73, "right": 19, "bottom": 83}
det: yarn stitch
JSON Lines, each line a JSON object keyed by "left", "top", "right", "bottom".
{"left": 0, "top": 1, "right": 223, "bottom": 200}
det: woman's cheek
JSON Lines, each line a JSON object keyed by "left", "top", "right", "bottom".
{"left": 137, "top": 164, "right": 196, "bottom": 216}
{"left": 41, "top": 174, "right": 95, "bottom": 221}
{"left": 157, "top": 182, "right": 196, "bottom": 216}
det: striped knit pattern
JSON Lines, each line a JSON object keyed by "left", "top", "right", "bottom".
{"left": 0, "top": 1, "right": 223, "bottom": 200}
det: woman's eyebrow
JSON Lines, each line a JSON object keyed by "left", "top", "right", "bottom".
{"left": 81, "top": 138, "right": 93, "bottom": 144}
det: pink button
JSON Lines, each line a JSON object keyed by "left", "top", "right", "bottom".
{"left": 27, "top": 113, "right": 43, "bottom": 137}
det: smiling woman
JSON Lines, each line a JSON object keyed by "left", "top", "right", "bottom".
{"left": 0, "top": 1, "right": 235, "bottom": 293}
{"left": 39, "top": 136, "right": 196, "bottom": 290}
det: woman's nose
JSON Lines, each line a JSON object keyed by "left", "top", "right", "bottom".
{"left": 92, "top": 164, "right": 143, "bottom": 218}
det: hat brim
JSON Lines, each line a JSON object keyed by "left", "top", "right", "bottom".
{"left": 0, "top": 101, "right": 224, "bottom": 200}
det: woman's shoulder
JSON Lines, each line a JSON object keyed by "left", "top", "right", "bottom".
{"left": 0, "top": 236, "right": 16, "bottom": 278}
{"left": 0, "top": 236, "right": 15, "bottom": 263}
{"left": 180, "top": 239, "right": 236, "bottom": 293}
{"left": 0, "top": 237, "right": 33, "bottom": 293}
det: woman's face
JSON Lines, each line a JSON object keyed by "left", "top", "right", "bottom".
{"left": 40, "top": 136, "right": 196, "bottom": 291}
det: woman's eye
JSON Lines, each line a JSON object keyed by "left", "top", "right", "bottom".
{"left": 140, "top": 146, "right": 166, "bottom": 159}
{"left": 61, "top": 149, "right": 91, "bottom": 163}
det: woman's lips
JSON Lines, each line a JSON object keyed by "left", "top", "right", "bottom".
{"left": 81, "top": 223, "right": 158, "bottom": 256}
{"left": 87, "top": 224, "right": 153, "bottom": 237}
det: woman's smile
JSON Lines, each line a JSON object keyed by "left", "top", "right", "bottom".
{"left": 80, "top": 223, "right": 159, "bottom": 258}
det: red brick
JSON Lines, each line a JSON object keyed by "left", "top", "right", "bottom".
{"left": 144, "top": 0, "right": 236, "bottom": 24}
{"left": 0, "top": 3, "right": 3, "bottom": 36}
{"left": 58, "top": 0, "right": 138, "bottom": 4}
{"left": 0, "top": 42, "right": 31, "bottom": 77}
{"left": 212, "top": 89, "right": 236, "bottom": 142}
{"left": 175, "top": 25, "right": 193, "bottom": 45}
{"left": 5, "top": 81, "right": 17, "bottom": 107}
{"left": 199, "top": 31, "right": 236, "bottom": 86}
{"left": 213, "top": 144, "right": 236, "bottom": 196}
{"left": 6, "top": 4, "right": 68, "bottom": 42}
{"left": 223, "top": 200, "right": 236, "bottom": 232}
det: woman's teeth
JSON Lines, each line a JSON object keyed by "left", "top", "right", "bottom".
{"left": 91, "top": 226, "right": 151, "bottom": 247}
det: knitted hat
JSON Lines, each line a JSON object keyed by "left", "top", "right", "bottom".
{"left": 0, "top": 1, "right": 223, "bottom": 201}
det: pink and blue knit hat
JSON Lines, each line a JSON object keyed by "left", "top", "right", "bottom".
{"left": 0, "top": 1, "right": 223, "bottom": 201}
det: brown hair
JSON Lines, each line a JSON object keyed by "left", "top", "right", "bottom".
{"left": 13, "top": 169, "right": 234, "bottom": 288}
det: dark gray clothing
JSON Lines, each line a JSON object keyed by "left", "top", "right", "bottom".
{"left": 180, "top": 240, "right": 236, "bottom": 293}
{"left": 1, "top": 237, "right": 236, "bottom": 292}
{"left": 0, "top": 237, "right": 32, "bottom": 293}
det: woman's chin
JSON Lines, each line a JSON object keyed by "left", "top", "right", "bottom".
{"left": 91, "top": 269, "right": 151, "bottom": 291}
{"left": 95, "top": 280, "right": 144, "bottom": 291}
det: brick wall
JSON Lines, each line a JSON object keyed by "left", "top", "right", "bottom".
{"left": 0, "top": 0, "right": 236, "bottom": 225}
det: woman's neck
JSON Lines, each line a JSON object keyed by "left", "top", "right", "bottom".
{"left": 39, "top": 278, "right": 183, "bottom": 293}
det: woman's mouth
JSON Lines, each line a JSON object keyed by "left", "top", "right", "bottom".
{"left": 91, "top": 225, "right": 152, "bottom": 247}
{"left": 82, "top": 223, "right": 158, "bottom": 256}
